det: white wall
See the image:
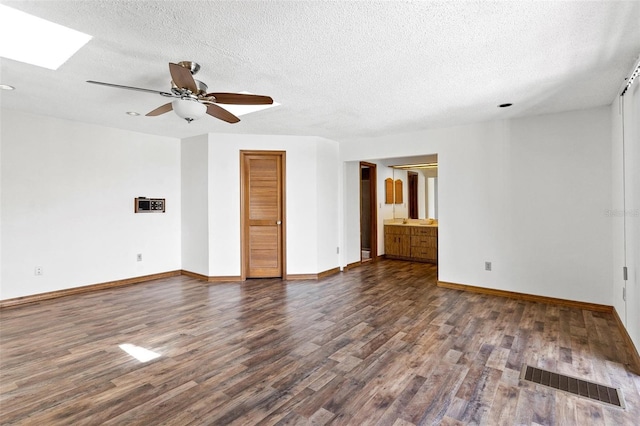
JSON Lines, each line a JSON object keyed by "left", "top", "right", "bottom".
{"left": 611, "top": 80, "right": 640, "bottom": 351}
{"left": 0, "top": 111, "right": 341, "bottom": 299}
{"left": 316, "top": 139, "right": 340, "bottom": 272}
{"left": 341, "top": 107, "right": 613, "bottom": 305}
{"left": 1, "top": 105, "right": 619, "bottom": 316}
{"left": 378, "top": 164, "right": 395, "bottom": 224}
{"left": 1, "top": 110, "right": 181, "bottom": 300}
{"left": 504, "top": 110, "right": 611, "bottom": 304}
{"left": 392, "top": 169, "right": 409, "bottom": 219}
{"left": 181, "top": 135, "right": 209, "bottom": 276}
{"left": 186, "top": 133, "right": 340, "bottom": 277}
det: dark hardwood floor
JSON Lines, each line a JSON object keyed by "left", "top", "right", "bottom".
{"left": 1, "top": 260, "right": 638, "bottom": 425}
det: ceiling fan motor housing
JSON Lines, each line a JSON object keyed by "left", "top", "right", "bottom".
{"left": 177, "top": 61, "right": 200, "bottom": 75}
{"left": 171, "top": 79, "right": 208, "bottom": 97}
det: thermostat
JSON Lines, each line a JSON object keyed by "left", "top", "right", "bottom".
{"left": 135, "top": 197, "right": 165, "bottom": 213}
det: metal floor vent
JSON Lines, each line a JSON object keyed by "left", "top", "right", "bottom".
{"left": 520, "top": 364, "right": 626, "bottom": 409}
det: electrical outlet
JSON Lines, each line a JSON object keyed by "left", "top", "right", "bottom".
{"left": 336, "top": 247, "right": 340, "bottom": 254}
{"left": 137, "top": 253, "right": 142, "bottom": 262}
{"left": 485, "top": 261, "right": 492, "bottom": 271}
{"left": 34, "top": 266, "right": 43, "bottom": 275}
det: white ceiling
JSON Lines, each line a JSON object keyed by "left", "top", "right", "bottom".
{"left": 1, "top": 1, "right": 639, "bottom": 142}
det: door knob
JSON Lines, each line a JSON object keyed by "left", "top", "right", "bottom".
{"left": 276, "top": 221, "right": 282, "bottom": 225}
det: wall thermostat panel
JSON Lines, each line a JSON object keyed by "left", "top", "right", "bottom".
{"left": 135, "top": 197, "right": 165, "bottom": 213}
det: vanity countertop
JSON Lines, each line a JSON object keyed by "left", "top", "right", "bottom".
{"left": 383, "top": 220, "right": 438, "bottom": 227}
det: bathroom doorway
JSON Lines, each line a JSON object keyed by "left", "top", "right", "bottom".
{"left": 360, "top": 162, "right": 377, "bottom": 262}
{"left": 408, "top": 171, "right": 418, "bottom": 219}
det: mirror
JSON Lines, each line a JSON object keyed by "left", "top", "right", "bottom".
{"left": 382, "top": 154, "right": 438, "bottom": 220}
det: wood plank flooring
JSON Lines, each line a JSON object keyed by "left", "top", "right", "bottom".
{"left": 1, "top": 260, "right": 639, "bottom": 425}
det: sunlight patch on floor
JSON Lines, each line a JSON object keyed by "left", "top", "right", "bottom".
{"left": 119, "top": 343, "right": 161, "bottom": 362}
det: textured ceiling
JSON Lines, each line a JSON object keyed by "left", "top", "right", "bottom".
{"left": 1, "top": 1, "right": 639, "bottom": 142}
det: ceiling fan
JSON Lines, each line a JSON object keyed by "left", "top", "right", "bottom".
{"left": 87, "top": 61, "right": 273, "bottom": 123}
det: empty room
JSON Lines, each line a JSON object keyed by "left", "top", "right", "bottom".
{"left": 1, "top": 1, "right": 639, "bottom": 424}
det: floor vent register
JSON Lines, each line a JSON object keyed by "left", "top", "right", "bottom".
{"left": 520, "top": 364, "right": 625, "bottom": 409}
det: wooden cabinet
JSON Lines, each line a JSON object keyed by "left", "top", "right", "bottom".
{"left": 385, "top": 178, "right": 394, "bottom": 204}
{"left": 409, "top": 226, "right": 438, "bottom": 262}
{"left": 385, "top": 224, "right": 437, "bottom": 263}
{"left": 384, "top": 225, "right": 410, "bottom": 257}
{"left": 394, "top": 179, "right": 403, "bottom": 204}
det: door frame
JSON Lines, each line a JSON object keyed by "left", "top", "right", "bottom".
{"left": 240, "top": 150, "right": 287, "bottom": 280}
{"left": 360, "top": 162, "right": 377, "bottom": 263}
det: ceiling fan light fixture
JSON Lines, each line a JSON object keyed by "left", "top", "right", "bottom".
{"left": 87, "top": 62, "right": 270, "bottom": 124}
{"left": 172, "top": 99, "right": 207, "bottom": 123}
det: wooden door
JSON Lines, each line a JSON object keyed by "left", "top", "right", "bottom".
{"left": 360, "top": 162, "right": 377, "bottom": 262}
{"left": 241, "top": 151, "right": 285, "bottom": 278}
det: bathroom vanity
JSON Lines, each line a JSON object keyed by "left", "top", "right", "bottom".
{"left": 384, "top": 220, "right": 438, "bottom": 263}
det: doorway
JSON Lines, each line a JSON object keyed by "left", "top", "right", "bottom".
{"left": 360, "top": 162, "right": 377, "bottom": 262}
{"left": 240, "top": 150, "right": 286, "bottom": 279}
{"left": 408, "top": 171, "right": 418, "bottom": 219}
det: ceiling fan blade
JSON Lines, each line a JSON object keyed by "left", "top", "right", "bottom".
{"left": 169, "top": 62, "right": 198, "bottom": 93}
{"left": 206, "top": 93, "right": 273, "bottom": 105}
{"left": 206, "top": 104, "right": 240, "bottom": 123}
{"left": 146, "top": 102, "right": 173, "bottom": 116}
{"left": 87, "top": 80, "right": 172, "bottom": 96}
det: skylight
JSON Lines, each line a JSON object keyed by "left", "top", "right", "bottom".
{"left": 0, "top": 5, "right": 92, "bottom": 70}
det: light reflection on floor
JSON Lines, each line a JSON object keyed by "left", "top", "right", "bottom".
{"left": 119, "top": 343, "right": 161, "bottom": 362}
